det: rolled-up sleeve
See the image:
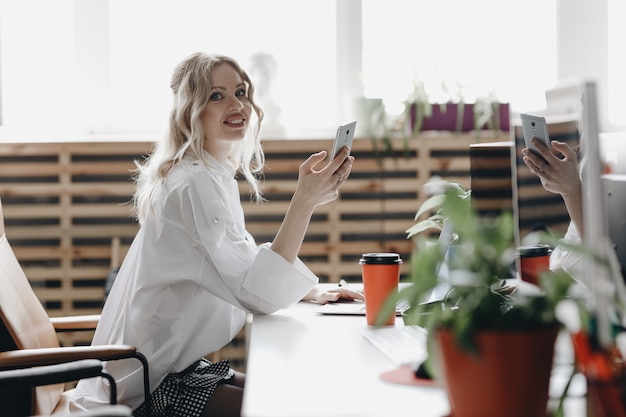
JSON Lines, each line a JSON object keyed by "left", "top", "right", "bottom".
{"left": 551, "top": 222, "right": 585, "bottom": 282}
{"left": 241, "top": 243, "right": 318, "bottom": 312}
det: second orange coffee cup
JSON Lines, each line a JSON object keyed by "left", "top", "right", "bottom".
{"left": 360, "top": 253, "right": 403, "bottom": 326}
{"left": 518, "top": 245, "right": 552, "bottom": 286}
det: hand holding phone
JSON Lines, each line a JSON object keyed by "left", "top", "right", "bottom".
{"left": 331, "top": 121, "right": 357, "bottom": 159}
{"left": 520, "top": 113, "right": 550, "bottom": 157}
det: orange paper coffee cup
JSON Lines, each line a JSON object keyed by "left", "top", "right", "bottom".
{"left": 360, "top": 253, "right": 402, "bottom": 326}
{"left": 518, "top": 245, "right": 552, "bottom": 286}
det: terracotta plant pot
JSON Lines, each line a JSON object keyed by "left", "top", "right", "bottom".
{"left": 436, "top": 326, "right": 558, "bottom": 417}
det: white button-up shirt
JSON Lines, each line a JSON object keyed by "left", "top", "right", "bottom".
{"left": 550, "top": 221, "right": 584, "bottom": 280}
{"left": 70, "top": 153, "right": 318, "bottom": 410}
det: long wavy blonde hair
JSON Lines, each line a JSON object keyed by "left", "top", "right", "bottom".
{"left": 132, "top": 53, "right": 265, "bottom": 224}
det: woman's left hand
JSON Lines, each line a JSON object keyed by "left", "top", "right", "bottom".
{"left": 269, "top": 147, "right": 354, "bottom": 264}
{"left": 303, "top": 285, "right": 364, "bottom": 305}
{"left": 292, "top": 147, "right": 354, "bottom": 210}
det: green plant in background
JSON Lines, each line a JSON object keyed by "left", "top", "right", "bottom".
{"left": 474, "top": 92, "right": 503, "bottom": 133}
{"left": 365, "top": 99, "right": 397, "bottom": 161}
{"left": 361, "top": 78, "right": 508, "bottom": 163}
{"left": 404, "top": 78, "right": 432, "bottom": 139}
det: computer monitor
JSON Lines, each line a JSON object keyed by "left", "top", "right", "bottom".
{"left": 598, "top": 131, "right": 626, "bottom": 276}
{"left": 578, "top": 80, "right": 626, "bottom": 346}
{"left": 603, "top": 174, "right": 626, "bottom": 277}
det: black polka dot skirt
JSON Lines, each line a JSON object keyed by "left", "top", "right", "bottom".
{"left": 133, "top": 359, "right": 234, "bottom": 417}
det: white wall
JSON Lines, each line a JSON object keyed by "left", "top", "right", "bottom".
{"left": 557, "top": 0, "right": 623, "bottom": 132}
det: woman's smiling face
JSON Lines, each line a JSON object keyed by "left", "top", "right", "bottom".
{"left": 200, "top": 62, "right": 252, "bottom": 160}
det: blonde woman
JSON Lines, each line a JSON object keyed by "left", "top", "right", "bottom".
{"left": 70, "top": 53, "right": 360, "bottom": 417}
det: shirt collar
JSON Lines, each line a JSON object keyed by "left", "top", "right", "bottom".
{"left": 200, "top": 150, "right": 237, "bottom": 180}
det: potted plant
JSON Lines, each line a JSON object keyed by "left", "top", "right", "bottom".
{"left": 360, "top": 83, "right": 510, "bottom": 162}
{"left": 404, "top": 83, "right": 510, "bottom": 137}
{"left": 382, "top": 179, "right": 578, "bottom": 417}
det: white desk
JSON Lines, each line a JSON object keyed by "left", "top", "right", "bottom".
{"left": 242, "top": 298, "right": 587, "bottom": 417}
{"left": 242, "top": 300, "right": 449, "bottom": 417}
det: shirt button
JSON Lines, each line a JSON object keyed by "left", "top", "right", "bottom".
{"left": 212, "top": 217, "right": 219, "bottom": 224}
{"left": 192, "top": 162, "right": 199, "bottom": 166}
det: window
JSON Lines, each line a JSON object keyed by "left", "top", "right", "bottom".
{"left": 0, "top": 0, "right": 76, "bottom": 139}
{"left": 107, "top": 0, "right": 337, "bottom": 137}
{"left": 361, "top": 0, "right": 557, "bottom": 111}
{"left": 0, "top": 0, "right": 337, "bottom": 139}
{"left": 0, "top": 0, "right": 567, "bottom": 140}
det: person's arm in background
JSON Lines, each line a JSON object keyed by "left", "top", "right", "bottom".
{"left": 522, "top": 138, "right": 584, "bottom": 237}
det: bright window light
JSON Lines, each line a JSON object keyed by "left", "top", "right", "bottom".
{"left": 362, "top": 0, "right": 557, "bottom": 112}
{"left": 108, "top": 0, "right": 337, "bottom": 137}
{"left": 0, "top": 0, "right": 560, "bottom": 140}
{"left": 608, "top": 0, "right": 626, "bottom": 127}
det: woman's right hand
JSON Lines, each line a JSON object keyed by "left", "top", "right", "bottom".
{"left": 522, "top": 138, "right": 584, "bottom": 236}
{"left": 522, "top": 139, "right": 580, "bottom": 199}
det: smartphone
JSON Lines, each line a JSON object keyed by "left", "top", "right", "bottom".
{"left": 520, "top": 113, "right": 550, "bottom": 156}
{"left": 331, "top": 120, "right": 357, "bottom": 159}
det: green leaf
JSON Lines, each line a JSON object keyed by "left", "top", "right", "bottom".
{"left": 406, "top": 218, "right": 443, "bottom": 238}
{"left": 414, "top": 194, "right": 447, "bottom": 219}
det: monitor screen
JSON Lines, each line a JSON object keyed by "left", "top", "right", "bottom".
{"left": 603, "top": 174, "right": 626, "bottom": 277}
{"left": 573, "top": 81, "right": 625, "bottom": 346}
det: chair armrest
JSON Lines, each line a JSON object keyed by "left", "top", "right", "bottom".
{"left": 0, "top": 346, "right": 152, "bottom": 416}
{"left": 0, "top": 359, "right": 104, "bottom": 390}
{"left": 50, "top": 314, "right": 100, "bottom": 332}
{"left": 0, "top": 359, "right": 119, "bottom": 405}
{"left": 0, "top": 345, "right": 137, "bottom": 370}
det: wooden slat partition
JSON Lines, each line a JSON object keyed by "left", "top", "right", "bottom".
{"left": 0, "top": 141, "right": 152, "bottom": 350}
{"left": 0, "top": 131, "right": 508, "bottom": 369}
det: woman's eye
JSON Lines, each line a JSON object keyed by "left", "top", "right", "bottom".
{"left": 235, "top": 89, "right": 247, "bottom": 98}
{"left": 209, "top": 92, "right": 222, "bottom": 101}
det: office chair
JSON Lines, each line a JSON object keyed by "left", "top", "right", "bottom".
{"left": 0, "top": 198, "right": 151, "bottom": 416}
